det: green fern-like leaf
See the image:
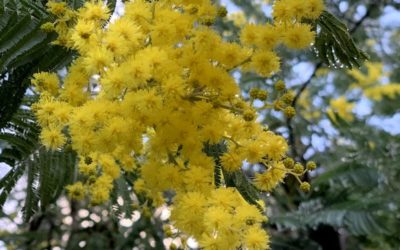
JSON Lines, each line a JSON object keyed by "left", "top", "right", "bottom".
{"left": 37, "top": 149, "right": 53, "bottom": 210}
{"left": 0, "top": 98, "right": 41, "bottom": 211}
{"left": 0, "top": 0, "right": 50, "bottom": 72}
{"left": 0, "top": 164, "right": 25, "bottom": 209}
{"left": 0, "top": 0, "right": 77, "bottom": 129}
{"left": 223, "top": 169, "right": 263, "bottom": 211}
{"left": 203, "top": 142, "right": 263, "bottom": 210}
{"left": 312, "top": 162, "right": 383, "bottom": 190}
{"left": 36, "top": 148, "right": 77, "bottom": 212}
{"left": 0, "top": 0, "right": 119, "bottom": 129}
{"left": 203, "top": 142, "right": 227, "bottom": 188}
{"left": 0, "top": 65, "right": 31, "bottom": 129}
{"left": 214, "top": 163, "right": 222, "bottom": 188}
{"left": 271, "top": 200, "right": 388, "bottom": 236}
{"left": 315, "top": 11, "right": 369, "bottom": 69}
{"left": 23, "top": 159, "right": 39, "bottom": 222}
{"left": 0, "top": 97, "right": 77, "bottom": 221}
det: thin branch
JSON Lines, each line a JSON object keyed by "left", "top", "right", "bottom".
{"left": 349, "top": 3, "right": 377, "bottom": 34}
{"left": 286, "top": 63, "right": 322, "bottom": 162}
{"left": 286, "top": 3, "right": 376, "bottom": 162}
{"left": 292, "top": 62, "right": 323, "bottom": 108}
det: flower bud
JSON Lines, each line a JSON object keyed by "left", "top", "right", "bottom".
{"left": 257, "top": 90, "right": 268, "bottom": 101}
{"left": 249, "top": 88, "right": 259, "bottom": 99}
{"left": 275, "top": 80, "right": 286, "bottom": 91}
{"left": 306, "top": 161, "right": 317, "bottom": 171}
{"left": 243, "top": 109, "right": 256, "bottom": 121}
{"left": 300, "top": 182, "right": 311, "bottom": 192}
{"left": 235, "top": 100, "right": 246, "bottom": 109}
{"left": 281, "top": 91, "right": 295, "bottom": 104}
{"left": 284, "top": 106, "right": 296, "bottom": 118}
{"left": 283, "top": 158, "right": 294, "bottom": 169}
{"left": 293, "top": 163, "right": 304, "bottom": 174}
{"left": 217, "top": 7, "right": 228, "bottom": 17}
{"left": 273, "top": 100, "right": 285, "bottom": 111}
{"left": 41, "top": 22, "right": 54, "bottom": 32}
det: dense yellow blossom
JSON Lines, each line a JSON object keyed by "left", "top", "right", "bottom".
{"left": 244, "top": 227, "right": 270, "bottom": 250}
{"left": 66, "top": 182, "right": 85, "bottom": 200}
{"left": 282, "top": 23, "right": 315, "bottom": 49}
{"left": 248, "top": 50, "right": 281, "bottom": 77}
{"left": 31, "top": 72, "right": 59, "bottom": 96}
{"left": 46, "top": 1, "right": 68, "bottom": 16}
{"left": 39, "top": 126, "right": 66, "bottom": 150}
{"left": 32, "top": 0, "right": 324, "bottom": 249}
{"left": 255, "top": 162, "right": 287, "bottom": 192}
{"left": 273, "top": 0, "right": 324, "bottom": 21}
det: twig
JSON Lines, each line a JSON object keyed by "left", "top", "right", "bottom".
{"left": 349, "top": 3, "right": 377, "bottom": 33}
{"left": 286, "top": 3, "right": 376, "bottom": 162}
{"left": 286, "top": 63, "right": 321, "bottom": 162}
{"left": 292, "top": 62, "right": 323, "bottom": 108}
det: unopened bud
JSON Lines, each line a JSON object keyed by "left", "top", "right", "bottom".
{"left": 281, "top": 91, "right": 295, "bottom": 104}
{"left": 284, "top": 106, "right": 296, "bottom": 118}
{"left": 217, "top": 7, "right": 228, "bottom": 17}
{"left": 293, "top": 163, "right": 304, "bottom": 174}
{"left": 275, "top": 80, "right": 286, "bottom": 91}
{"left": 273, "top": 100, "right": 285, "bottom": 111}
{"left": 257, "top": 90, "right": 268, "bottom": 101}
{"left": 249, "top": 88, "right": 259, "bottom": 99}
{"left": 306, "top": 161, "right": 317, "bottom": 171}
{"left": 283, "top": 158, "right": 294, "bottom": 169}
{"left": 300, "top": 182, "right": 311, "bottom": 192}
{"left": 243, "top": 110, "right": 256, "bottom": 121}
{"left": 41, "top": 22, "right": 54, "bottom": 32}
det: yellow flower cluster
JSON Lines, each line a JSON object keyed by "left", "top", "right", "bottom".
{"left": 172, "top": 188, "right": 268, "bottom": 249}
{"left": 328, "top": 62, "right": 400, "bottom": 122}
{"left": 348, "top": 62, "right": 384, "bottom": 87}
{"left": 273, "top": 0, "right": 324, "bottom": 21}
{"left": 327, "top": 96, "right": 355, "bottom": 122}
{"left": 33, "top": 0, "right": 324, "bottom": 249}
{"left": 348, "top": 62, "right": 400, "bottom": 101}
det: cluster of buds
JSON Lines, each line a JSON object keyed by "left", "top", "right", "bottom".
{"left": 283, "top": 158, "right": 318, "bottom": 192}
{"left": 248, "top": 80, "right": 297, "bottom": 119}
